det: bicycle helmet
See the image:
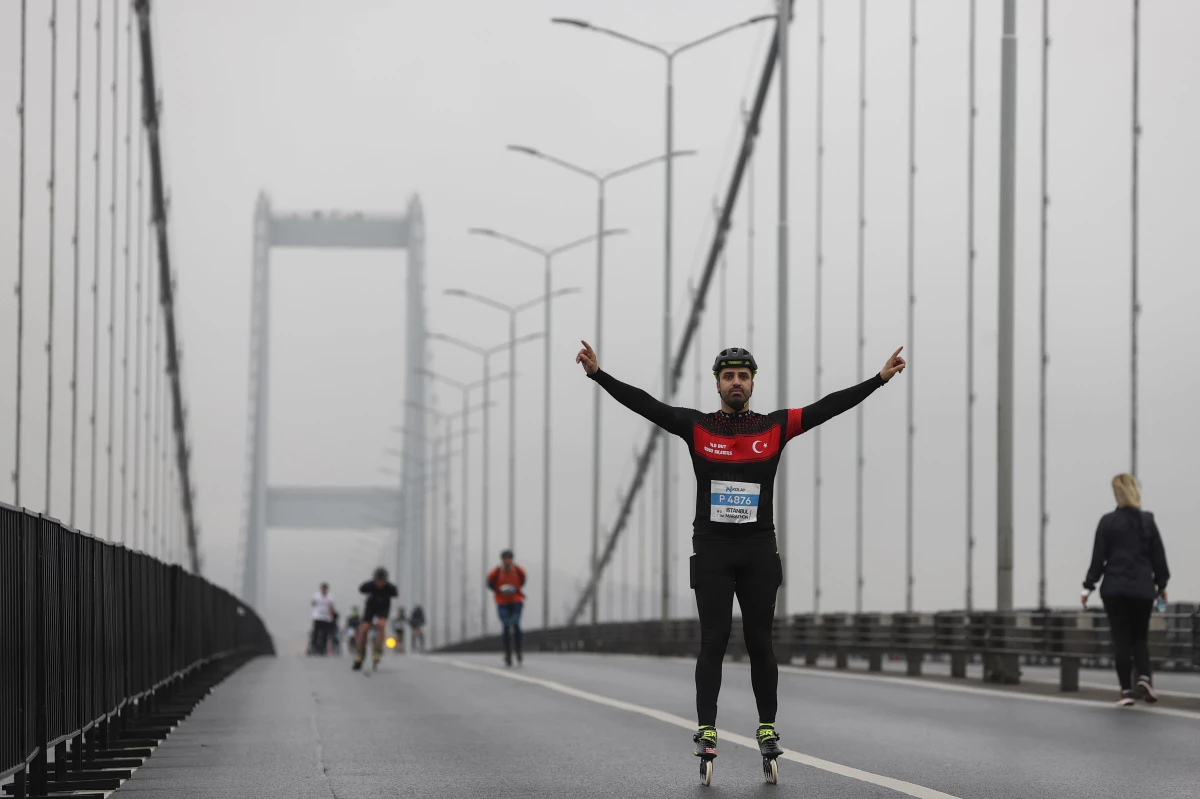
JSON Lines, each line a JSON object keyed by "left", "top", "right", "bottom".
{"left": 373, "top": 566, "right": 388, "bottom": 581}
{"left": 712, "top": 347, "right": 758, "bottom": 376}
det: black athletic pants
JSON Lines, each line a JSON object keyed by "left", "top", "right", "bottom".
{"left": 691, "top": 536, "right": 783, "bottom": 727}
{"left": 1102, "top": 595, "right": 1153, "bottom": 691}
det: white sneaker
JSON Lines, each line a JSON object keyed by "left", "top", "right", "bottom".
{"left": 1135, "top": 676, "right": 1158, "bottom": 704}
{"left": 1116, "top": 690, "right": 1135, "bottom": 707}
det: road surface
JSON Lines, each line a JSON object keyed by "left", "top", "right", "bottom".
{"left": 115, "top": 651, "right": 1200, "bottom": 798}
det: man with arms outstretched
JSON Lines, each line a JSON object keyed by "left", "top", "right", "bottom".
{"left": 576, "top": 340, "right": 905, "bottom": 773}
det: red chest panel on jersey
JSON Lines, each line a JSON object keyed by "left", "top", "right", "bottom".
{"left": 692, "top": 425, "right": 782, "bottom": 462}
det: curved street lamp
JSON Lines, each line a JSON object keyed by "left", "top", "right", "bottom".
{"left": 551, "top": 13, "right": 775, "bottom": 621}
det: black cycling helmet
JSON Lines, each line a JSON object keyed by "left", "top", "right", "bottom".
{"left": 500, "top": 549, "right": 514, "bottom": 560}
{"left": 373, "top": 566, "right": 388, "bottom": 581}
{"left": 712, "top": 347, "right": 758, "bottom": 377}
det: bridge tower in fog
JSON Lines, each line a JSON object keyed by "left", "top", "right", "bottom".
{"left": 237, "top": 193, "right": 429, "bottom": 611}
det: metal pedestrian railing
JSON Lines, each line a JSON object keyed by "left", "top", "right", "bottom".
{"left": 439, "top": 605, "right": 1199, "bottom": 690}
{"left": 1, "top": 503, "right": 274, "bottom": 798}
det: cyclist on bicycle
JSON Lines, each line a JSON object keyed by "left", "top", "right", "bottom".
{"left": 352, "top": 567, "right": 399, "bottom": 671}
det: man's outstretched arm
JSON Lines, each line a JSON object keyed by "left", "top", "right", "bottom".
{"left": 790, "top": 347, "right": 906, "bottom": 437}
{"left": 577, "top": 339, "right": 687, "bottom": 435}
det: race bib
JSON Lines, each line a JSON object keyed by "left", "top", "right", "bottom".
{"left": 710, "top": 481, "right": 761, "bottom": 524}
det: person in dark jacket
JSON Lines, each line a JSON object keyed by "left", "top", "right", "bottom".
{"left": 1082, "top": 473, "right": 1170, "bottom": 706}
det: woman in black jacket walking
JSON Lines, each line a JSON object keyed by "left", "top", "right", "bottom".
{"left": 1082, "top": 473, "right": 1170, "bottom": 706}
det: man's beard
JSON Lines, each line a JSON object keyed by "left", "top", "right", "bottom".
{"left": 721, "top": 387, "right": 751, "bottom": 411}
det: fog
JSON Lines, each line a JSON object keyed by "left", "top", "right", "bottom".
{"left": 1, "top": 0, "right": 1197, "bottom": 644}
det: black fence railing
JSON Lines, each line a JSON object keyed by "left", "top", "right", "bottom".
{"left": 1, "top": 503, "right": 273, "bottom": 797}
{"left": 439, "top": 606, "right": 1199, "bottom": 690}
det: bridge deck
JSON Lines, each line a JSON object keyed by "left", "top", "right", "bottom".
{"left": 116, "top": 652, "right": 1200, "bottom": 798}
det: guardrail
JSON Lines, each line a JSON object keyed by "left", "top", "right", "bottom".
{"left": 439, "top": 606, "right": 1199, "bottom": 690}
{"left": 1, "top": 503, "right": 274, "bottom": 798}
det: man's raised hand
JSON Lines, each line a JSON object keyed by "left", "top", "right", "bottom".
{"left": 576, "top": 340, "right": 599, "bottom": 375}
{"left": 880, "top": 346, "right": 906, "bottom": 383}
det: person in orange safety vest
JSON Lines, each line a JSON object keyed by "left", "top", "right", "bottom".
{"left": 487, "top": 549, "right": 526, "bottom": 667}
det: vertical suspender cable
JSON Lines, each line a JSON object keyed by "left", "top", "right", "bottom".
{"left": 70, "top": 0, "right": 83, "bottom": 526}
{"left": 45, "top": 0, "right": 61, "bottom": 513}
{"left": 149, "top": 231, "right": 160, "bottom": 555}
{"left": 1130, "top": 0, "right": 1140, "bottom": 476}
{"left": 89, "top": 0, "right": 101, "bottom": 535}
{"left": 966, "top": 0, "right": 978, "bottom": 612}
{"left": 855, "top": 0, "right": 868, "bottom": 614}
{"left": 121, "top": 3, "right": 133, "bottom": 543}
{"left": 142, "top": 194, "right": 154, "bottom": 551}
{"left": 1037, "top": 0, "right": 1051, "bottom": 611}
{"left": 904, "top": 0, "right": 918, "bottom": 613}
{"left": 775, "top": 0, "right": 792, "bottom": 619}
{"left": 814, "top": 0, "right": 825, "bottom": 617}
{"left": 134, "top": 85, "right": 144, "bottom": 551}
{"left": 14, "top": 0, "right": 28, "bottom": 508}
{"left": 106, "top": 0, "right": 118, "bottom": 541}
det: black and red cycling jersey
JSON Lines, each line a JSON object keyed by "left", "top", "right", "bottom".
{"left": 587, "top": 369, "right": 887, "bottom": 539}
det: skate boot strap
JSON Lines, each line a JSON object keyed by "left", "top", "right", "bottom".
{"left": 756, "top": 725, "right": 781, "bottom": 743}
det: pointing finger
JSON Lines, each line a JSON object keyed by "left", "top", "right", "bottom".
{"left": 891, "top": 346, "right": 904, "bottom": 360}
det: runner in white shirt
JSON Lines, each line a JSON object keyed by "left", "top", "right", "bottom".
{"left": 309, "top": 583, "right": 337, "bottom": 655}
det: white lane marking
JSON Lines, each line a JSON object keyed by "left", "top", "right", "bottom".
{"left": 448, "top": 658, "right": 964, "bottom": 799}
{"left": 775, "top": 663, "right": 1200, "bottom": 722}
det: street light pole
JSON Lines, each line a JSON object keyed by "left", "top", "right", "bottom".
{"left": 468, "top": 227, "right": 625, "bottom": 628}
{"left": 552, "top": 11, "right": 774, "bottom": 622}
{"left": 506, "top": 146, "right": 692, "bottom": 626}
{"left": 429, "top": 332, "right": 536, "bottom": 635}
{"left": 508, "top": 311, "right": 516, "bottom": 549}
{"left": 460, "top": 388, "right": 469, "bottom": 640}
{"left": 443, "top": 286, "right": 583, "bottom": 561}
{"left": 418, "top": 370, "right": 496, "bottom": 641}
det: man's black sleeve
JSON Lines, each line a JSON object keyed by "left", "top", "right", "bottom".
{"left": 588, "top": 369, "right": 689, "bottom": 436}
{"left": 800, "top": 374, "right": 886, "bottom": 432}
{"left": 359, "top": 581, "right": 372, "bottom": 595}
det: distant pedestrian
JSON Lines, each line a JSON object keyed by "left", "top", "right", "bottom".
{"left": 409, "top": 605, "right": 426, "bottom": 652}
{"left": 1082, "top": 473, "right": 1171, "bottom": 707}
{"left": 309, "top": 583, "right": 337, "bottom": 656}
{"left": 487, "top": 549, "right": 526, "bottom": 667}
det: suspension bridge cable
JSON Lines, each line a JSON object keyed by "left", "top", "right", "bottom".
{"left": 135, "top": 0, "right": 203, "bottom": 570}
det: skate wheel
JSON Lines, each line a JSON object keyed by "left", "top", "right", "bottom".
{"left": 700, "top": 759, "right": 713, "bottom": 786}
{"left": 763, "top": 757, "right": 778, "bottom": 785}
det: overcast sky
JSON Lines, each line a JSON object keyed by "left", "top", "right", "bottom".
{"left": 2, "top": 0, "right": 1198, "bottom": 645}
